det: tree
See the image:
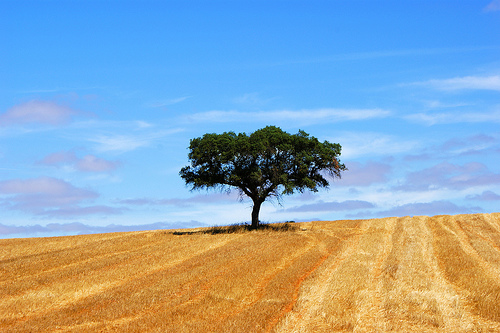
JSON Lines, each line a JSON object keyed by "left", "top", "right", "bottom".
{"left": 179, "top": 126, "right": 346, "bottom": 228}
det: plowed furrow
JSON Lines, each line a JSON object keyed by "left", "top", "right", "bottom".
{"left": 1, "top": 234, "right": 243, "bottom": 330}
{"left": 274, "top": 220, "right": 363, "bottom": 332}
{"left": 353, "top": 217, "right": 397, "bottom": 332}
{"left": 0, "top": 232, "right": 155, "bottom": 280}
{"left": 216, "top": 233, "right": 319, "bottom": 325}
{"left": 428, "top": 215, "right": 500, "bottom": 324}
{"left": 88, "top": 238, "right": 267, "bottom": 332}
{"left": 0, "top": 236, "right": 188, "bottom": 298}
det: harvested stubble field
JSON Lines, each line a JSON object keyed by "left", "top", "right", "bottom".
{"left": 1, "top": 213, "right": 500, "bottom": 332}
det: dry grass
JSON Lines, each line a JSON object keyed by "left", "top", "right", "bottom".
{"left": 173, "top": 222, "right": 299, "bottom": 235}
{"left": 1, "top": 215, "right": 500, "bottom": 332}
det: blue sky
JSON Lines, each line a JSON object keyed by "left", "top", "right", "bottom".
{"left": 1, "top": 0, "right": 499, "bottom": 238}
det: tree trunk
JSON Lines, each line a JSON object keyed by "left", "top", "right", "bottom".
{"left": 251, "top": 200, "right": 262, "bottom": 229}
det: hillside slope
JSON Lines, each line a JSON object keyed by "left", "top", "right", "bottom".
{"left": 1, "top": 213, "right": 500, "bottom": 332}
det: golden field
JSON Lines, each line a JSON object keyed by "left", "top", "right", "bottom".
{"left": 1, "top": 213, "right": 500, "bottom": 332}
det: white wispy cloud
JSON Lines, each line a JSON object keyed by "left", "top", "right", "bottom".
{"left": 38, "top": 151, "right": 120, "bottom": 172}
{"left": 404, "top": 134, "right": 499, "bottom": 161}
{"left": 148, "top": 96, "right": 191, "bottom": 108}
{"left": 136, "top": 120, "right": 154, "bottom": 128}
{"left": 76, "top": 155, "right": 120, "bottom": 172}
{"left": 39, "top": 205, "right": 124, "bottom": 218}
{"left": 0, "top": 177, "right": 97, "bottom": 211}
{"left": 233, "top": 92, "right": 277, "bottom": 106}
{"left": 117, "top": 192, "right": 240, "bottom": 207}
{"left": 406, "top": 109, "right": 500, "bottom": 125}
{"left": 38, "top": 151, "right": 77, "bottom": 165}
{"left": 438, "top": 134, "right": 498, "bottom": 156}
{"left": 88, "top": 134, "right": 151, "bottom": 153}
{"left": 0, "top": 100, "right": 79, "bottom": 126}
{"left": 284, "top": 200, "right": 374, "bottom": 213}
{"left": 467, "top": 190, "right": 500, "bottom": 201}
{"left": 369, "top": 200, "right": 480, "bottom": 218}
{"left": 394, "top": 162, "right": 500, "bottom": 192}
{"left": 423, "top": 100, "right": 469, "bottom": 109}
{"left": 485, "top": 0, "right": 500, "bottom": 12}
{"left": 0, "top": 177, "right": 125, "bottom": 219}
{"left": 185, "top": 108, "right": 390, "bottom": 125}
{"left": 88, "top": 128, "right": 183, "bottom": 153}
{"left": 415, "top": 75, "right": 500, "bottom": 92}
{"left": 329, "top": 132, "right": 420, "bottom": 159}
{"left": 337, "top": 161, "right": 392, "bottom": 186}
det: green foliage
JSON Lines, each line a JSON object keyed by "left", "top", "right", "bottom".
{"left": 179, "top": 125, "right": 346, "bottom": 227}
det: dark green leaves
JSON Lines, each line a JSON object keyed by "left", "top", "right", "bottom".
{"left": 179, "top": 126, "right": 346, "bottom": 204}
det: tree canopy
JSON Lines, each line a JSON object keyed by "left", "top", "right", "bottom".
{"left": 179, "top": 126, "right": 346, "bottom": 228}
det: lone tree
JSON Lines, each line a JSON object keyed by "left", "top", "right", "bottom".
{"left": 179, "top": 126, "right": 346, "bottom": 228}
